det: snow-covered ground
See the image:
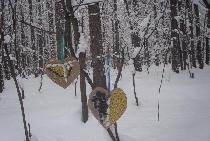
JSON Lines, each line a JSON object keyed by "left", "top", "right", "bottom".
{"left": 0, "top": 65, "right": 210, "bottom": 141}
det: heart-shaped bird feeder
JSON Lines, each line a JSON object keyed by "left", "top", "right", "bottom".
{"left": 88, "top": 87, "right": 127, "bottom": 129}
{"left": 45, "top": 57, "right": 80, "bottom": 88}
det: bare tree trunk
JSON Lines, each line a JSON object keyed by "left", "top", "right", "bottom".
{"left": 1, "top": 0, "right": 10, "bottom": 80}
{"left": 88, "top": 3, "right": 117, "bottom": 141}
{"left": 179, "top": 0, "right": 187, "bottom": 70}
{"left": 38, "top": 32, "right": 44, "bottom": 70}
{"left": 0, "top": 2, "right": 5, "bottom": 92}
{"left": 208, "top": 9, "right": 210, "bottom": 28}
{"left": 55, "top": 0, "right": 65, "bottom": 59}
{"left": 3, "top": 54, "right": 10, "bottom": 80}
{"left": 186, "top": 0, "right": 196, "bottom": 68}
{"left": 0, "top": 63, "right": 3, "bottom": 93}
{"left": 64, "top": 0, "right": 73, "bottom": 58}
{"left": 8, "top": 0, "right": 19, "bottom": 73}
{"left": 79, "top": 52, "right": 88, "bottom": 123}
{"left": 28, "top": 0, "right": 37, "bottom": 75}
{"left": 132, "top": 72, "right": 139, "bottom": 106}
{"left": 206, "top": 10, "right": 210, "bottom": 65}
{"left": 88, "top": 3, "right": 107, "bottom": 89}
{"left": 61, "top": 0, "right": 79, "bottom": 58}
{"left": 206, "top": 37, "right": 209, "bottom": 65}
{"left": 130, "top": 1, "right": 142, "bottom": 71}
{"left": 170, "top": 0, "right": 180, "bottom": 73}
{"left": 20, "top": 4, "right": 25, "bottom": 76}
{"left": 113, "top": 0, "right": 121, "bottom": 70}
{"left": 194, "top": 4, "right": 204, "bottom": 69}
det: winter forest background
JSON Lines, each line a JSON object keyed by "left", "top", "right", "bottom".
{"left": 0, "top": 0, "right": 209, "bottom": 82}
{"left": 0, "top": 0, "right": 210, "bottom": 141}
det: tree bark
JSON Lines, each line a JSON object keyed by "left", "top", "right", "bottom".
{"left": 1, "top": 0, "right": 10, "bottom": 80}
{"left": 79, "top": 52, "right": 88, "bottom": 123}
{"left": 0, "top": 2, "right": 5, "bottom": 92}
{"left": 130, "top": 1, "right": 142, "bottom": 71}
{"left": 64, "top": 0, "right": 73, "bottom": 58}
{"left": 206, "top": 10, "right": 210, "bottom": 65}
{"left": 113, "top": 0, "right": 121, "bottom": 70}
{"left": 194, "top": 4, "right": 204, "bottom": 69}
{"left": 28, "top": 0, "right": 37, "bottom": 75}
{"left": 0, "top": 63, "right": 4, "bottom": 93}
{"left": 132, "top": 72, "right": 139, "bottom": 106}
{"left": 88, "top": 3, "right": 117, "bottom": 141}
{"left": 186, "top": 0, "right": 196, "bottom": 68}
{"left": 206, "top": 37, "right": 209, "bottom": 65}
{"left": 179, "top": 0, "right": 187, "bottom": 70}
{"left": 170, "top": 0, "right": 180, "bottom": 73}
{"left": 55, "top": 0, "right": 65, "bottom": 59}
{"left": 88, "top": 3, "right": 107, "bottom": 89}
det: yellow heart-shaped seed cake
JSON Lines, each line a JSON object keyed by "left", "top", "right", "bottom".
{"left": 107, "top": 88, "right": 127, "bottom": 126}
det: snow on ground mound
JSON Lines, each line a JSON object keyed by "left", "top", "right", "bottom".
{"left": 0, "top": 65, "right": 210, "bottom": 141}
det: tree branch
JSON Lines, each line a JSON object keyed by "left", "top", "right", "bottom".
{"left": 82, "top": 69, "right": 94, "bottom": 89}
{"left": 135, "top": 0, "right": 169, "bottom": 59}
{"left": 72, "top": 1, "right": 103, "bottom": 8}
{"left": 4, "top": 43, "right": 30, "bottom": 141}
{"left": 202, "top": 0, "right": 210, "bottom": 9}
{"left": 114, "top": 50, "right": 125, "bottom": 88}
{"left": 20, "top": 20, "right": 56, "bottom": 34}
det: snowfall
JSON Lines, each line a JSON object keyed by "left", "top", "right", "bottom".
{"left": 0, "top": 65, "right": 210, "bottom": 141}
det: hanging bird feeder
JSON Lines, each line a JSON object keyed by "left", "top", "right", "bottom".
{"left": 45, "top": 33, "right": 80, "bottom": 88}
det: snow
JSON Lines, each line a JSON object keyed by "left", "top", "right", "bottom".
{"left": 139, "top": 14, "right": 151, "bottom": 38}
{"left": 130, "top": 47, "right": 141, "bottom": 59}
{"left": 0, "top": 65, "right": 210, "bottom": 141}
{"left": 72, "top": 0, "right": 102, "bottom": 6}
{"left": 128, "top": 59, "right": 135, "bottom": 74}
{"left": 193, "top": 0, "right": 209, "bottom": 9}
{"left": 76, "top": 33, "right": 88, "bottom": 56}
{"left": 4, "top": 35, "right": 11, "bottom": 43}
{"left": 9, "top": 54, "right": 16, "bottom": 61}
